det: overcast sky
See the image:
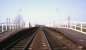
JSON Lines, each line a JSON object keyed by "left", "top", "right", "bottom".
{"left": 0, "top": 0, "right": 86, "bottom": 26}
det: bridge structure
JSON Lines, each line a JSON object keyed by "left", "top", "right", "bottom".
{"left": 0, "top": 21, "right": 86, "bottom": 50}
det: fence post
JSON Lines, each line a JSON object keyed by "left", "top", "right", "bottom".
{"left": 75, "top": 25, "right": 76, "bottom": 30}
{"left": 81, "top": 24, "right": 82, "bottom": 32}
{"left": 2, "top": 24, "right": 4, "bottom": 32}
{"left": 70, "top": 24, "right": 71, "bottom": 29}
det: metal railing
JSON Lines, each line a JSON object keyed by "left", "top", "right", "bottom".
{"left": 56, "top": 22, "right": 86, "bottom": 33}
{"left": 0, "top": 23, "right": 25, "bottom": 33}
{"left": 70, "top": 24, "right": 86, "bottom": 32}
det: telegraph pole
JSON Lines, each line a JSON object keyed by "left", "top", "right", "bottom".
{"left": 28, "top": 16, "right": 31, "bottom": 28}
{"left": 6, "top": 18, "right": 10, "bottom": 31}
{"left": 68, "top": 16, "right": 70, "bottom": 28}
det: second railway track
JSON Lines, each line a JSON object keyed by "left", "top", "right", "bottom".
{"left": 6, "top": 33, "right": 35, "bottom": 50}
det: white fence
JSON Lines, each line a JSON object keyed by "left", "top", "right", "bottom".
{"left": 57, "top": 23, "right": 86, "bottom": 33}
{"left": 0, "top": 23, "right": 25, "bottom": 32}
{"left": 70, "top": 24, "right": 86, "bottom": 32}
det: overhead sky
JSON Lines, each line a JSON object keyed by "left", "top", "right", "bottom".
{"left": 0, "top": 0, "right": 86, "bottom": 26}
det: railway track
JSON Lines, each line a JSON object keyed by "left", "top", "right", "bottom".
{"left": 1, "top": 27, "right": 38, "bottom": 50}
{"left": 1, "top": 26, "right": 86, "bottom": 50}
{"left": 26, "top": 29, "right": 52, "bottom": 50}
{"left": 5, "top": 33, "right": 35, "bottom": 50}
{"left": 2, "top": 27, "right": 52, "bottom": 50}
